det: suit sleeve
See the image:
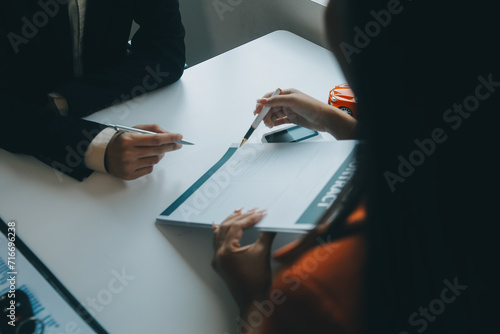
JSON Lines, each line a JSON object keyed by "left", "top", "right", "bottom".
{"left": 56, "top": 0, "right": 186, "bottom": 117}
{"left": 1, "top": 26, "right": 110, "bottom": 181}
{"left": 0, "top": 100, "right": 107, "bottom": 182}
{"left": 1, "top": 0, "right": 185, "bottom": 181}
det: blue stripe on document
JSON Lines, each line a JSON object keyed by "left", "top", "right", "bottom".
{"left": 161, "top": 147, "right": 238, "bottom": 216}
{"left": 295, "top": 149, "right": 358, "bottom": 225}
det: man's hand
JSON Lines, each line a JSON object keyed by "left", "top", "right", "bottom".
{"left": 212, "top": 209, "right": 276, "bottom": 317}
{"left": 105, "top": 124, "right": 183, "bottom": 180}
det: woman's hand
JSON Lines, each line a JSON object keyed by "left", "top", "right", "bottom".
{"left": 212, "top": 209, "right": 276, "bottom": 316}
{"left": 255, "top": 88, "right": 357, "bottom": 139}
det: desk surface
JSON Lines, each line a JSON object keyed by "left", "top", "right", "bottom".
{"left": 0, "top": 31, "right": 346, "bottom": 333}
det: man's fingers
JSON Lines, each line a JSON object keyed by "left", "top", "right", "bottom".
{"left": 133, "top": 124, "right": 167, "bottom": 133}
{"left": 131, "top": 132, "right": 183, "bottom": 146}
{"left": 137, "top": 155, "right": 162, "bottom": 166}
{"left": 132, "top": 166, "right": 155, "bottom": 179}
{"left": 133, "top": 150, "right": 171, "bottom": 169}
{"left": 106, "top": 126, "right": 183, "bottom": 180}
{"left": 134, "top": 143, "right": 181, "bottom": 158}
{"left": 118, "top": 165, "right": 154, "bottom": 181}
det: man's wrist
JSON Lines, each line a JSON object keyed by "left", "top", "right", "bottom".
{"left": 85, "top": 127, "right": 117, "bottom": 173}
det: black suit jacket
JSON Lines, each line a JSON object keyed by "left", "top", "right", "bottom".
{"left": 0, "top": 0, "right": 185, "bottom": 181}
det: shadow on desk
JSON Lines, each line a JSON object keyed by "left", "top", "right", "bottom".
{"left": 155, "top": 222, "right": 304, "bottom": 282}
{"left": 0, "top": 150, "right": 130, "bottom": 195}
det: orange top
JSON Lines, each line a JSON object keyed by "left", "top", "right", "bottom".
{"left": 247, "top": 206, "right": 366, "bottom": 334}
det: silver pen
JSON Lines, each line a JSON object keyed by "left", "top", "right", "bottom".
{"left": 109, "top": 124, "right": 194, "bottom": 145}
{"left": 240, "top": 88, "right": 281, "bottom": 147}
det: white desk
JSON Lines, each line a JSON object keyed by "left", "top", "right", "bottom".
{"left": 0, "top": 31, "right": 346, "bottom": 333}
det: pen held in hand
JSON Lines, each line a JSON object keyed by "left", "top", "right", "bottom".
{"left": 239, "top": 88, "right": 282, "bottom": 147}
{"left": 109, "top": 124, "right": 194, "bottom": 145}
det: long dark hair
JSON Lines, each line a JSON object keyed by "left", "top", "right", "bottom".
{"left": 324, "top": 0, "right": 499, "bottom": 333}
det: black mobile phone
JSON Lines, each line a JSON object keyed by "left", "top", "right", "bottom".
{"left": 264, "top": 126, "right": 319, "bottom": 143}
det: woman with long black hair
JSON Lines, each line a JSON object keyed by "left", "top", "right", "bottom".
{"left": 211, "top": 0, "right": 497, "bottom": 333}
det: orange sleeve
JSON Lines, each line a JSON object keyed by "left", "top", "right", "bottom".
{"left": 257, "top": 233, "right": 365, "bottom": 334}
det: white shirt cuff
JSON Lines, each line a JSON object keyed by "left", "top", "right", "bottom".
{"left": 84, "top": 127, "right": 117, "bottom": 173}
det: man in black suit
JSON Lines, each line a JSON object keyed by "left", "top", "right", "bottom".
{"left": 0, "top": 0, "right": 186, "bottom": 181}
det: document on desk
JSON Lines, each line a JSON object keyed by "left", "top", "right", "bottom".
{"left": 0, "top": 220, "right": 107, "bottom": 333}
{"left": 157, "top": 141, "right": 359, "bottom": 233}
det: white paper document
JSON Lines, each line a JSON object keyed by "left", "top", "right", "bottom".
{"left": 157, "top": 141, "right": 359, "bottom": 233}
{"left": 0, "top": 225, "right": 106, "bottom": 333}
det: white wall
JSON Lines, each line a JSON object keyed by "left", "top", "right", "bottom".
{"left": 179, "top": 0, "right": 329, "bottom": 66}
